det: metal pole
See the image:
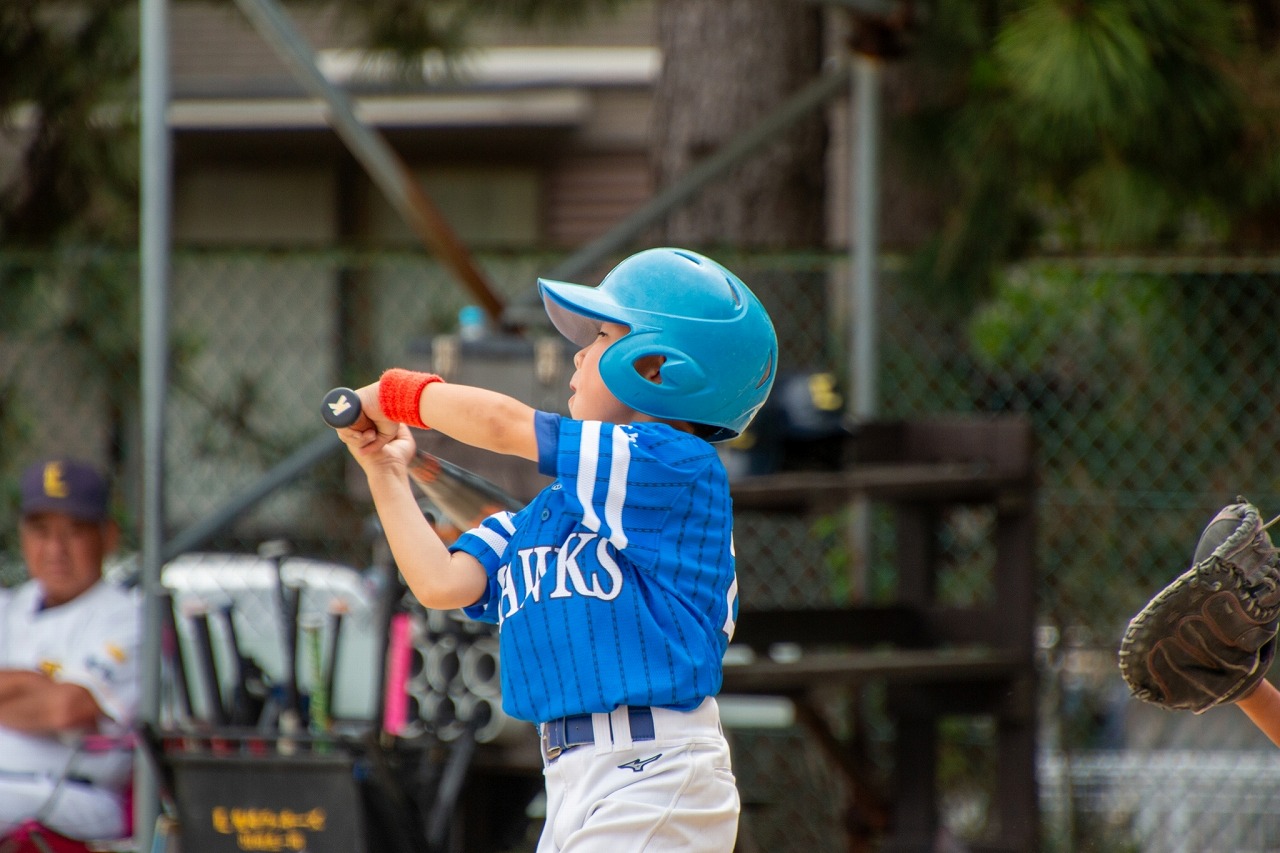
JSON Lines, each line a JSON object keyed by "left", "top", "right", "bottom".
{"left": 138, "top": 0, "right": 172, "bottom": 846}
{"left": 851, "top": 52, "right": 881, "bottom": 421}
{"left": 848, "top": 52, "right": 882, "bottom": 600}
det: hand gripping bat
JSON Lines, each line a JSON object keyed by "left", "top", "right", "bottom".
{"left": 321, "top": 386, "right": 522, "bottom": 529}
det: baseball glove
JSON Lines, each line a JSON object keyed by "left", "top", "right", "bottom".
{"left": 1118, "top": 498, "right": 1280, "bottom": 713}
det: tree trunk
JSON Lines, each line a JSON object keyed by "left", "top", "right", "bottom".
{"left": 652, "top": 0, "right": 827, "bottom": 248}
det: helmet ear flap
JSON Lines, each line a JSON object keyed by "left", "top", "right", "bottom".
{"left": 599, "top": 340, "right": 708, "bottom": 405}
{"left": 651, "top": 350, "right": 708, "bottom": 394}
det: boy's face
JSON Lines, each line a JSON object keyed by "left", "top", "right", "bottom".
{"left": 569, "top": 321, "right": 640, "bottom": 423}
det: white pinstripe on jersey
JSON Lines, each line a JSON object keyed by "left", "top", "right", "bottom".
{"left": 603, "top": 426, "right": 631, "bottom": 549}
{"left": 577, "top": 421, "right": 602, "bottom": 535}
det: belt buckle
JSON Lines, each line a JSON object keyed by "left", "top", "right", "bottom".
{"left": 540, "top": 723, "right": 562, "bottom": 761}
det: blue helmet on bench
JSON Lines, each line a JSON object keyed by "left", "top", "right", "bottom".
{"left": 539, "top": 247, "right": 778, "bottom": 442}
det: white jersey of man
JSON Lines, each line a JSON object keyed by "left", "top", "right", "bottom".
{"left": 0, "top": 579, "right": 141, "bottom": 840}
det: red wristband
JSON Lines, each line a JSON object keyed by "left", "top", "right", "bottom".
{"left": 378, "top": 368, "right": 444, "bottom": 430}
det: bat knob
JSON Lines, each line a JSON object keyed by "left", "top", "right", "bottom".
{"left": 321, "top": 387, "right": 363, "bottom": 428}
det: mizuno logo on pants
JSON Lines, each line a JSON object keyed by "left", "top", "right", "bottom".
{"left": 617, "top": 754, "right": 662, "bottom": 773}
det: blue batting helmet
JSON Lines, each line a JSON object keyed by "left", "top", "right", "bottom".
{"left": 539, "top": 248, "right": 778, "bottom": 442}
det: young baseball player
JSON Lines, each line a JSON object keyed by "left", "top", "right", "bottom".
{"left": 335, "top": 247, "right": 777, "bottom": 851}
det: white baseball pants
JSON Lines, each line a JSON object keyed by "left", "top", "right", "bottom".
{"left": 537, "top": 697, "right": 739, "bottom": 852}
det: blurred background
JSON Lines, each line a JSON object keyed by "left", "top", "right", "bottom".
{"left": 3, "top": 0, "right": 1280, "bottom": 851}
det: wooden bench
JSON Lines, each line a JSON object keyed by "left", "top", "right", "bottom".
{"left": 724, "top": 416, "right": 1039, "bottom": 853}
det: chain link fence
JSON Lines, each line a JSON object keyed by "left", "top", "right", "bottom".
{"left": 3, "top": 247, "right": 1280, "bottom": 850}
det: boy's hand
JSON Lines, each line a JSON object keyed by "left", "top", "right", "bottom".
{"left": 327, "top": 381, "right": 414, "bottom": 474}
{"left": 352, "top": 381, "right": 387, "bottom": 426}
{"left": 338, "top": 418, "right": 416, "bottom": 476}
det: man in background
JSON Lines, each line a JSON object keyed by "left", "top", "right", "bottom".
{"left": 0, "top": 458, "right": 140, "bottom": 842}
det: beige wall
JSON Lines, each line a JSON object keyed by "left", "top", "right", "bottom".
{"left": 174, "top": 166, "right": 337, "bottom": 245}
{"left": 167, "top": 1, "right": 659, "bottom": 252}
{"left": 363, "top": 166, "right": 540, "bottom": 248}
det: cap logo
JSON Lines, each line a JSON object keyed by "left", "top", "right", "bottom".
{"left": 43, "top": 463, "right": 69, "bottom": 498}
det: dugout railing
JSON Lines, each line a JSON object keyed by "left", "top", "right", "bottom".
{"left": 724, "top": 415, "right": 1039, "bottom": 853}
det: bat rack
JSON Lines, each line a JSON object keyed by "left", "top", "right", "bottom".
{"left": 723, "top": 415, "right": 1039, "bottom": 853}
{"left": 150, "top": 546, "right": 544, "bottom": 853}
{"left": 146, "top": 664, "right": 542, "bottom": 853}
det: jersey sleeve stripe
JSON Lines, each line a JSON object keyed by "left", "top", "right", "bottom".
{"left": 604, "top": 426, "right": 631, "bottom": 549}
{"left": 471, "top": 513, "right": 516, "bottom": 558}
{"left": 722, "top": 574, "right": 738, "bottom": 641}
{"left": 577, "top": 420, "right": 603, "bottom": 534}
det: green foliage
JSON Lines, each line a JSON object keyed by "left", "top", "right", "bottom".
{"left": 968, "top": 264, "right": 1163, "bottom": 372}
{"left": 810, "top": 510, "right": 853, "bottom": 601}
{"left": 902, "top": 0, "right": 1275, "bottom": 302}
{"left": 997, "top": 1, "right": 1157, "bottom": 152}
{"left": 963, "top": 260, "right": 1280, "bottom": 632}
{"left": 0, "top": 2, "right": 139, "bottom": 244}
{"left": 998, "top": 0, "right": 1243, "bottom": 199}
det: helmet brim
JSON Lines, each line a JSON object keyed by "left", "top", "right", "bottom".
{"left": 538, "top": 278, "right": 625, "bottom": 347}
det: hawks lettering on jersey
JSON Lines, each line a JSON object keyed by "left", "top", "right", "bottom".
{"left": 452, "top": 413, "right": 738, "bottom": 724}
{"left": 495, "top": 532, "right": 624, "bottom": 621}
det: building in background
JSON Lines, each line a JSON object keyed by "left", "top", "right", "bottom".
{"left": 169, "top": 1, "right": 659, "bottom": 252}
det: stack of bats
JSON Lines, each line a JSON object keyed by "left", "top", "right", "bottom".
{"left": 162, "top": 547, "right": 352, "bottom": 744}
{"left": 160, "top": 445, "right": 525, "bottom": 751}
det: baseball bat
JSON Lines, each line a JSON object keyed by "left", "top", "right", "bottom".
{"left": 159, "top": 591, "right": 194, "bottom": 722}
{"left": 259, "top": 539, "right": 302, "bottom": 720}
{"left": 383, "top": 611, "right": 413, "bottom": 738}
{"left": 323, "top": 598, "right": 347, "bottom": 722}
{"left": 320, "top": 386, "right": 371, "bottom": 430}
{"left": 427, "top": 721, "right": 477, "bottom": 851}
{"left": 321, "top": 385, "right": 523, "bottom": 529}
{"left": 302, "top": 616, "right": 330, "bottom": 737}
{"left": 217, "top": 604, "right": 253, "bottom": 726}
{"left": 366, "top": 519, "right": 406, "bottom": 745}
{"left": 282, "top": 582, "right": 302, "bottom": 718}
{"left": 184, "top": 600, "right": 228, "bottom": 726}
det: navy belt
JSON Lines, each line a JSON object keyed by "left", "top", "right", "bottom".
{"left": 540, "top": 706, "right": 655, "bottom": 761}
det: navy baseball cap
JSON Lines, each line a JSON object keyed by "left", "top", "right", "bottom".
{"left": 20, "top": 458, "right": 110, "bottom": 522}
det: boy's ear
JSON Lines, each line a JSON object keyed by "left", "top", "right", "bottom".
{"left": 632, "top": 354, "right": 666, "bottom": 384}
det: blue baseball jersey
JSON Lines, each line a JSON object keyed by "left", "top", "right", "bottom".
{"left": 451, "top": 412, "right": 739, "bottom": 724}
